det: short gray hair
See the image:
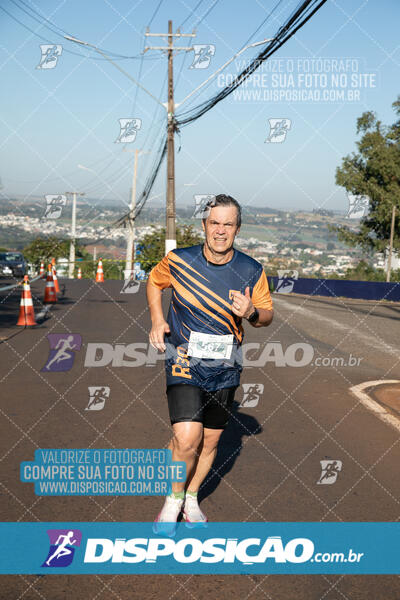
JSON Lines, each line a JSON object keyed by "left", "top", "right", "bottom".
{"left": 202, "top": 194, "right": 241, "bottom": 228}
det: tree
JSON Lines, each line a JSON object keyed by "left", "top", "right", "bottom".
{"left": 342, "top": 260, "right": 386, "bottom": 281}
{"left": 330, "top": 97, "right": 400, "bottom": 254}
{"left": 76, "top": 258, "right": 125, "bottom": 280}
{"left": 23, "top": 236, "right": 90, "bottom": 268}
{"left": 138, "top": 225, "right": 203, "bottom": 273}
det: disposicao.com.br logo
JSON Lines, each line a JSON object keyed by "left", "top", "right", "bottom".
{"left": 83, "top": 535, "right": 363, "bottom": 566}
{"left": 0, "top": 522, "right": 390, "bottom": 574}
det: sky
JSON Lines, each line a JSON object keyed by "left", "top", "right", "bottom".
{"left": 0, "top": 0, "right": 399, "bottom": 217}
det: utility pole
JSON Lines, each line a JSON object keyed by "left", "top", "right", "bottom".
{"left": 66, "top": 191, "right": 84, "bottom": 278}
{"left": 123, "top": 148, "right": 149, "bottom": 278}
{"left": 166, "top": 21, "right": 176, "bottom": 255}
{"left": 386, "top": 204, "right": 397, "bottom": 282}
{"left": 145, "top": 21, "right": 195, "bottom": 254}
{"left": 66, "top": 33, "right": 271, "bottom": 256}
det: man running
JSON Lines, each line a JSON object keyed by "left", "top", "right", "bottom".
{"left": 44, "top": 335, "right": 77, "bottom": 371}
{"left": 146, "top": 194, "right": 273, "bottom": 535}
{"left": 45, "top": 531, "right": 77, "bottom": 566}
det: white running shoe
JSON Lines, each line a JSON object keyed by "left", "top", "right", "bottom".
{"left": 182, "top": 494, "right": 208, "bottom": 528}
{"left": 152, "top": 495, "right": 184, "bottom": 537}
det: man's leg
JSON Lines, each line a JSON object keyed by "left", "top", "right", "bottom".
{"left": 153, "top": 384, "right": 204, "bottom": 537}
{"left": 184, "top": 427, "right": 223, "bottom": 492}
{"left": 167, "top": 421, "right": 203, "bottom": 493}
{"left": 186, "top": 386, "right": 237, "bottom": 491}
{"left": 181, "top": 386, "right": 237, "bottom": 526}
{"left": 180, "top": 427, "right": 222, "bottom": 526}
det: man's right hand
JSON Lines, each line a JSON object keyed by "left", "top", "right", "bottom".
{"left": 149, "top": 320, "right": 171, "bottom": 352}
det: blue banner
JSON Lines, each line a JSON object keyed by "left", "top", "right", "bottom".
{"left": 0, "top": 522, "right": 399, "bottom": 574}
{"left": 270, "top": 276, "right": 400, "bottom": 302}
{"left": 20, "top": 449, "right": 185, "bottom": 496}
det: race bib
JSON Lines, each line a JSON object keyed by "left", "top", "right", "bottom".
{"left": 187, "top": 331, "right": 234, "bottom": 360}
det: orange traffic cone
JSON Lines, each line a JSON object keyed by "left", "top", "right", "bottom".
{"left": 95, "top": 259, "right": 104, "bottom": 282}
{"left": 52, "top": 265, "right": 60, "bottom": 293}
{"left": 43, "top": 264, "right": 57, "bottom": 303}
{"left": 39, "top": 262, "right": 45, "bottom": 278}
{"left": 77, "top": 267, "right": 82, "bottom": 279}
{"left": 17, "top": 276, "right": 37, "bottom": 326}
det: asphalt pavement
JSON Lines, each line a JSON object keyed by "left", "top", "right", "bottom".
{"left": 0, "top": 277, "right": 399, "bottom": 599}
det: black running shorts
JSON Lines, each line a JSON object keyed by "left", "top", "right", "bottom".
{"left": 166, "top": 383, "right": 238, "bottom": 430}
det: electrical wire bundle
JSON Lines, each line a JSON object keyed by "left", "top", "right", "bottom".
{"left": 2, "top": 0, "right": 328, "bottom": 242}
{"left": 113, "top": 0, "right": 328, "bottom": 229}
{"left": 175, "top": 0, "right": 328, "bottom": 126}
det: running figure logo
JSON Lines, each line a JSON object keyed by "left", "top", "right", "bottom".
{"left": 115, "top": 118, "right": 142, "bottom": 143}
{"left": 346, "top": 193, "right": 369, "bottom": 219}
{"left": 86, "top": 386, "right": 110, "bottom": 411}
{"left": 36, "top": 44, "right": 63, "bottom": 69}
{"left": 42, "top": 529, "right": 81, "bottom": 567}
{"left": 240, "top": 383, "right": 264, "bottom": 408}
{"left": 275, "top": 270, "right": 298, "bottom": 294}
{"left": 41, "top": 334, "right": 82, "bottom": 372}
{"left": 193, "top": 194, "right": 215, "bottom": 219}
{"left": 317, "top": 460, "right": 342, "bottom": 485}
{"left": 189, "top": 45, "right": 216, "bottom": 69}
{"left": 120, "top": 277, "right": 140, "bottom": 294}
{"left": 43, "top": 194, "right": 67, "bottom": 219}
{"left": 265, "top": 119, "right": 292, "bottom": 143}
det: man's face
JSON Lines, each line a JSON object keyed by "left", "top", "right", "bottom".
{"left": 202, "top": 205, "right": 240, "bottom": 254}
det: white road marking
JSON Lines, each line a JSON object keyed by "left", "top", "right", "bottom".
{"left": 349, "top": 380, "right": 400, "bottom": 433}
{"left": 275, "top": 296, "right": 399, "bottom": 358}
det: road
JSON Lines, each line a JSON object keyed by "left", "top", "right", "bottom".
{"left": 0, "top": 277, "right": 399, "bottom": 599}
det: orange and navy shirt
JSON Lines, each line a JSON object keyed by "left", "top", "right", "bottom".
{"left": 148, "top": 243, "right": 273, "bottom": 392}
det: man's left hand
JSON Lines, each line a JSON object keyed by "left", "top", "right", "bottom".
{"left": 231, "top": 286, "right": 254, "bottom": 319}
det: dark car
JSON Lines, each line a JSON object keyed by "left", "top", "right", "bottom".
{"left": 0, "top": 252, "right": 27, "bottom": 277}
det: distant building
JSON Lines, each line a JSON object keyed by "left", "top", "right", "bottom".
{"left": 384, "top": 250, "right": 400, "bottom": 271}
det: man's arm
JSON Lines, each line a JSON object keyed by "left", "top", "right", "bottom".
{"left": 249, "top": 307, "right": 273, "bottom": 328}
{"left": 146, "top": 279, "right": 164, "bottom": 323}
{"left": 231, "top": 287, "right": 273, "bottom": 327}
{"left": 146, "top": 280, "right": 170, "bottom": 352}
{"left": 146, "top": 254, "right": 172, "bottom": 352}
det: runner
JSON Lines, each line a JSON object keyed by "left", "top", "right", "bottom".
{"left": 44, "top": 335, "right": 77, "bottom": 371}
{"left": 146, "top": 194, "right": 273, "bottom": 535}
{"left": 45, "top": 531, "right": 77, "bottom": 566}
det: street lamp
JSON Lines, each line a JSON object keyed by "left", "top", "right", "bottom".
{"left": 65, "top": 191, "right": 84, "bottom": 279}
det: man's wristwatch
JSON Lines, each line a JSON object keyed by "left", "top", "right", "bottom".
{"left": 247, "top": 307, "right": 259, "bottom": 324}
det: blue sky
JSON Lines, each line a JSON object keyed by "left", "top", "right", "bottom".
{"left": 0, "top": 0, "right": 399, "bottom": 215}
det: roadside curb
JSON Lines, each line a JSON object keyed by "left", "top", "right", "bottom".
{"left": 349, "top": 380, "right": 400, "bottom": 433}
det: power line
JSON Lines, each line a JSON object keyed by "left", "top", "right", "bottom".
{"left": 119, "top": 135, "right": 167, "bottom": 225}
{"left": 10, "top": 0, "right": 160, "bottom": 59}
{"left": 147, "top": 0, "right": 165, "bottom": 27}
{"left": 178, "top": 0, "right": 206, "bottom": 29}
{"left": 175, "top": 0, "right": 328, "bottom": 126}
{"left": 126, "top": 0, "right": 167, "bottom": 225}
{"left": 171, "top": 0, "right": 285, "bottom": 112}
{"left": 1, "top": 3, "right": 160, "bottom": 61}
{"left": 14, "top": 1, "right": 327, "bottom": 251}
{"left": 135, "top": 76, "right": 168, "bottom": 190}
{"left": 102, "top": 0, "right": 328, "bottom": 240}
{"left": 80, "top": 157, "right": 133, "bottom": 195}
{"left": 239, "top": 0, "right": 285, "bottom": 50}
{"left": 129, "top": 0, "right": 166, "bottom": 119}
{"left": 191, "top": 0, "right": 222, "bottom": 30}
{"left": 85, "top": 134, "right": 167, "bottom": 246}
